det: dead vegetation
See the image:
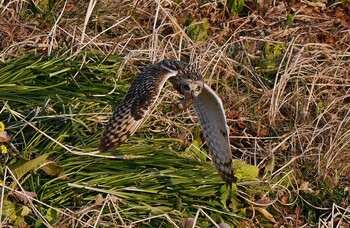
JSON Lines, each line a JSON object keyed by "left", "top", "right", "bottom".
{"left": 1, "top": 0, "right": 350, "bottom": 227}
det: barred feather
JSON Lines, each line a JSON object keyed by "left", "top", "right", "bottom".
{"left": 99, "top": 61, "right": 178, "bottom": 151}
{"left": 192, "top": 84, "right": 234, "bottom": 185}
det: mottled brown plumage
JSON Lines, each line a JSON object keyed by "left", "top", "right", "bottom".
{"left": 99, "top": 60, "right": 235, "bottom": 185}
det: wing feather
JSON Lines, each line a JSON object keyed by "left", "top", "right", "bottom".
{"left": 192, "top": 84, "right": 234, "bottom": 184}
{"left": 99, "top": 64, "right": 177, "bottom": 152}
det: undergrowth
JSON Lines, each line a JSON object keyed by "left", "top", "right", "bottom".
{"left": 1, "top": 0, "right": 350, "bottom": 227}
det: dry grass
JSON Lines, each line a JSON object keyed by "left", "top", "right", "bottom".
{"left": 1, "top": 0, "right": 350, "bottom": 226}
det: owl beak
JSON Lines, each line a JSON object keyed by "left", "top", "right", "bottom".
{"left": 184, "top": 92, "right": 193, "bottom": 100}
{"left": 191, "top": 90, "right": 196, "bottom": 98}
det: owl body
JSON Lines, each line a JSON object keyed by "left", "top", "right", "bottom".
{"left": 99, "top": 60, "right": 234, "bottom": 185}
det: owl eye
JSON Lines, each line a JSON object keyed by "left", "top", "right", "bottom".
{"left": 183, "top": 84, "right": 190, "bottom": 91}
{"left": 196, "top": 86, "right": 201, "bottom": 91}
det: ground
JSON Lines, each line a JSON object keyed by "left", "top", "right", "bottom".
{"left": 0, "top": 0, "right": 349, "bottom": 227}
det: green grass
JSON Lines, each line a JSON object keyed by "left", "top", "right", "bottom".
{"left": 0, "top": 53, "right": 267, "bottom": 227}
{"left": 1, "top": 0, "right": 350, "bottom": 227}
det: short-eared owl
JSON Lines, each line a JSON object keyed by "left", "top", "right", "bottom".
{"left": 99, "top": 60, "right": 234, "bottom": 185}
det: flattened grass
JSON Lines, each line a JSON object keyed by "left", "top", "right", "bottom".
{"left": 0, "top": 54, "right": 260, "bottom": 227}
{"left": 1, "top": 0, "right": 350, "bottom": 226}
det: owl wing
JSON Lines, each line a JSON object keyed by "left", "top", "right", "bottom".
{"left": 192, "top": 84, "right": 234, "bottom": 185}
{"left": 99, "top": 63, "right": 177, "bottom": 152}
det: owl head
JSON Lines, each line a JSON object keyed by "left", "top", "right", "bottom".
{"left": 160, "top": 60, "right": 204, "bottom": 99}
{"left": 178, "top": 77, "right": 204, "bottom": 100}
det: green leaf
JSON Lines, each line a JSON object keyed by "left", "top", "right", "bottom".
{"left": 187, "top": 18, "right": 210, "bottom": 42}
{"left": 219, "top": 185, "right": 230, "bottom": 210}
{"left": 184, "top": 139, "right": 207, "bottom": 161}
{"left": 44, "top": 207, "right": 59, "bottom": 224}
{"left": 273, "top": 44, "right": 283, "bottom": 57}
{"left": 233, "top": 160, "right": 259, "bottom": 180}
{"left": 227, "top": 0, "right": 245, "bottom": 15}
{"left": 317, "top": 100, "right": 324, "bottom": 116}
{"left": 9, "top": 153, "right": 50, "bottom": 184}
{"left": 3, "top": 198, "right": 17, "bottom": 221}
{"left": 21, "top": 205, "right": 31, "bottom": 216}
{"left": 264, "top": 43, "right": 273, "bottom": 59}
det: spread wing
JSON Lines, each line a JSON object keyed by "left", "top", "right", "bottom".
{"left": 99, "top": 64, "right": 177, "bottom": 152}
{"left": 192, "top": 84, "right": 234, "bottom": 185}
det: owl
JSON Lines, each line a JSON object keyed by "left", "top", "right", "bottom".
{"left": 99, "top": 60, "right": 234, "bottom": 185}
